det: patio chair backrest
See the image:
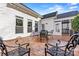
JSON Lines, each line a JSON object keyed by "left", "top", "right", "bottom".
{"left": 64, "top": 34, "right": 79, "bottom": 55}
{"left": 0, "top": 37, "right": 3, "bottom": 47}
{"left": 0, "top": 37, "right": 8, "bottom": 56}
{"left": 40, "top": 30, "right": 48, "bottom": 37}
{"left": 0, "top": 37, "right": 6, "bottom": 49}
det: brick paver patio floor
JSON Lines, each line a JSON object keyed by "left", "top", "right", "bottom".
{"left": 2, "top": 35, "right": 79, "bottom": 56}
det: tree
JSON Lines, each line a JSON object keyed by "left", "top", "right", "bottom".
{"left": 71, "top": 15, "right": 79, "bottom": 33}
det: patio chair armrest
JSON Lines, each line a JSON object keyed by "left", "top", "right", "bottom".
{"left": 25, "top": 44, "right": 30, "bottom": 56}
{"left": 5, "top": 45, "right": 18, "bottom": 48}
{"left": 47, "top": 43, "right": 55, "bottom": 46}
{"left": 17, "top": 43, "right": 29, "bottom": 49}
{"left": 45, "top": 43, "right": 55, "bottom": 49}
{"left": 19, "top": 43, "right": 29, "bottom": 46}
{"left": 45, "top": 44, "right": 48, "bottom": 48}
{"left": 25, "top": 43, "right": 29, "bottom": 49}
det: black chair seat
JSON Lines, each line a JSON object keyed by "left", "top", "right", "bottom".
{"left": 7, "top": 47, "right": 29, "bottom": 56}
{"left": 47, "top": 46, "right": 73, "bottom": 56}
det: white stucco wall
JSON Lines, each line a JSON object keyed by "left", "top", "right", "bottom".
{"left": 41, "top": 17, "right": 54, "bottom": 31}
{"left": 41, "top": 16, "right": 75, "bottom": 35}
{"left": 0, "top": 3, "right": 41, "bottom": 40}
{"left": 41, "top": 17, "right": 58, "bottom": 35}
{"left": 41, "top": 17, "right": 62, "bottom": 35}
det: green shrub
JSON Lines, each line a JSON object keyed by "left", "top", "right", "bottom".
{"left": 71, "top": 15, "right": 79, "bottom": 32}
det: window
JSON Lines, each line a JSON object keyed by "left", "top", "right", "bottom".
{"left": 42, "top": 24, "right": 45, "bottom": 30}
{"left": 16, "top": 16, "right": 23, "bottom": 33}
{"left": 62, "top": 21, "right": 69, "bottom": 34}
{"left": 27, "top": 21, "right": 32, "bottom": 32}
{"left": 62, "top": 23, "right": 69, "bottom": 29}
{"left": 55, "top": 23, "right": 60, "bottom": 32}
{"left": 35, "top": 21, "right": 38, "bottom": 32}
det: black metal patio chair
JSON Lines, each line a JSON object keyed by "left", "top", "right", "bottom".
{"left": 40, "top": 30, "right": 49, "bottom": 42}
{"left": 0, "top": 37, "right": 30, "bottom": 56}
{"left": 45, "top": 33, "right": 79, "bottom": 56}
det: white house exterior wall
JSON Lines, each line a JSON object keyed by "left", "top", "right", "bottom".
{"left": 0, "top": 3, "right": 41, "bottom": 40}
{"left": 41, "top": 17, "right": 62, "bottom": 35}
{"left": 41, "top": 17, "right": 55, "bottom": 32}
{"left": 41, "top": 17, "right": 60, "bottom": 35}
{"left": 41, "top": 16, "right": 75, "bottom": 35}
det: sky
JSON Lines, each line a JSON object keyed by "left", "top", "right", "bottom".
{"left": 24, "top": 3, "right": 79, "bottom": 15}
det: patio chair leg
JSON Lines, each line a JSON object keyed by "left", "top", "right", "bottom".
{"left": 45, "top": 48, "right": 47, "bottom": 56}
{"left": 5, "top": 49, "right": 8, "bottom": 56}
{"left": 1, "top": 47, "right": 8, "bottom": 56}
{"left": 28, "top": 48, "right": 30, "bottom": 56}
{"left": 1, "top": 49, "right": 3, "bottom": 56}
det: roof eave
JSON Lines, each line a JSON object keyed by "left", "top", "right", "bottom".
{"left": 7, "top": 3, "right": 42, "bottom": 18}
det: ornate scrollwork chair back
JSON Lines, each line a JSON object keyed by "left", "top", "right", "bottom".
{"left": 64, "top": 34, "right": 79, "bottom": 56}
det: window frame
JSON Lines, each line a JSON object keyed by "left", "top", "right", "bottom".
{"left": 27, "top": 20, "right": 32, "bottom": 33}
{"left": 15, "top": 16, "right": 23, "bottom": 34}
{"left": 35, "top": 21, "right": 38, "bottom": 32}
